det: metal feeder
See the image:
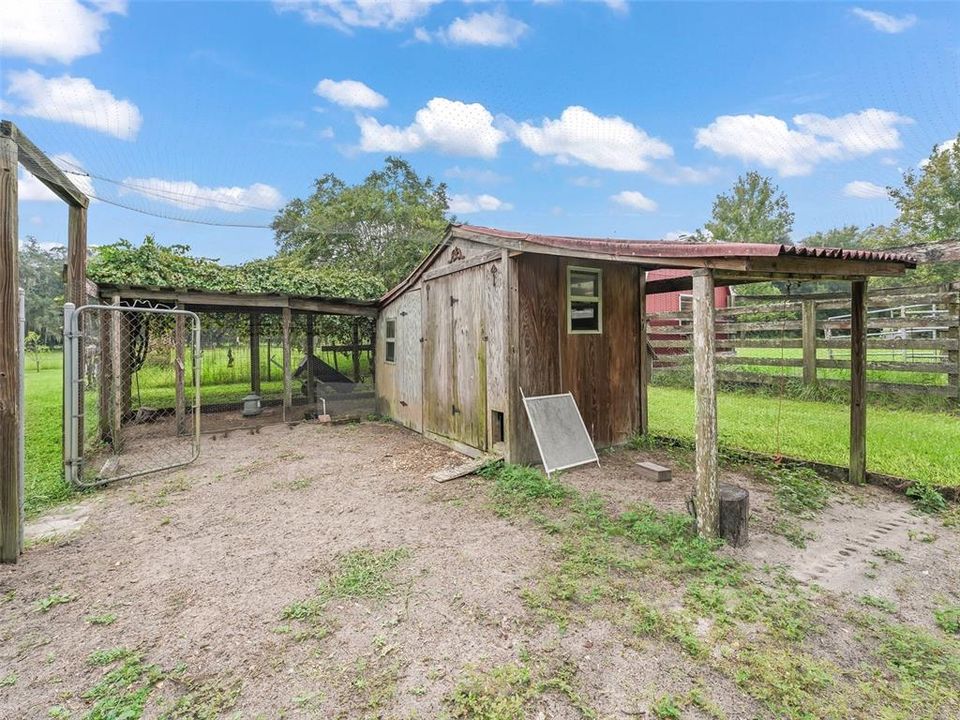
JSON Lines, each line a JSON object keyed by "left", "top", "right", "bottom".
{"left": 241, "top": 393, "right": 262, "bottom": 417}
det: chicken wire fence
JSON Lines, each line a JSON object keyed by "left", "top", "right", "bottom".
{"left": 64, "top": 303, "right": 201, "bottom": 488}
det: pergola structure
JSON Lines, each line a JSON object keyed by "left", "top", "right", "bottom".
{"left": 1, "top": 121, "right": 89, "bottom": 562}
{"left": 95, "top": 283, "right": 377, "bottom": 425}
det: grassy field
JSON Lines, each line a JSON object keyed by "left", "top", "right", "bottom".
{"left": 649, "top": 385, "right": 960, "bottom": 488}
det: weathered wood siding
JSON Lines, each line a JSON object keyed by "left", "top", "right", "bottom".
{"left": 375, "top": 290, "right": 423, "bottom": 430}
{"left": 512, "top": 254, "right": 640, "bottom": 463}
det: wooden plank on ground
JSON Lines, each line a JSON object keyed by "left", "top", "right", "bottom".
{"left": 637, "top": 461, "right": 671, "bottom": 482}
{"left": 431, "top": 455, "right": 498, "bottom": 483}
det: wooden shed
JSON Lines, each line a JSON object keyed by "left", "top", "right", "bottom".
{"left": 375, "top": 225, "right": 916, "bottom": 507}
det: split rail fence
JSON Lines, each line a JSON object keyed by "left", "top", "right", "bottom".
{"left": 648, "top": 284, "right": 960, "bottom": 404}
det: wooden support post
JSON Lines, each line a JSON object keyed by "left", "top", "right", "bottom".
{"left": 67, "top": 205, "right": 87, "bottom": 450}
{"left": 0, "top": 134, "right": 20, "bottom": 563}
{"left": 947, "top": 295, "right": 959, "bottom": 405}
{"left": 801, "top": 299, "right": 817, "bottom": 385}
{"left": 174, "top": 313, "right": 186, "bottom": 435}
{"left": 98, "top": 314, "right": 112, "bottom": 443}
{"left": 638, "top": 268, "right": 649, "bottom": 435}
{"left": 692, "top": 269, "right": 719, "bottom": 539}
{"left": 110, "top": 295, "right": 123, "bottom": 451}
{"left": 719, "top": 484, "right": 749, "bottom": 547}
{"left": 849, "top": 280, "right": 868, "bottom": 484}
{"left": 282, "top": 307, "right": 292, "bottom": 419}
{"left": 503, "top": 249, "right": 522, "bottom": 464}
{"left": 305, "top": 314, "right": 316, "bottom": 405}
{"left": 351, "top": 318, "right": 361, "bottom": 383}
{"left": 249, "top": 312, "right": 261, "bottom": 394}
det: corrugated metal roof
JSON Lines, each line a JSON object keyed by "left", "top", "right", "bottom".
{"left": 455, "top": 224, "right": 917, "bottom": 264}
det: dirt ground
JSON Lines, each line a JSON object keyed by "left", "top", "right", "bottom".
{"left": 2, "top": 422, "right": 958, "bottom": 719}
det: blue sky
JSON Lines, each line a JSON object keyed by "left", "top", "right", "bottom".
{"left": 2, "top": 1, "right": 958, "bottom": 263}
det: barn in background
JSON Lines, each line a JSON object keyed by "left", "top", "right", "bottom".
{"left": 374, "top": 224, "right": 914, "bottom": 470}
{"left": 647, "top": 268, "right": 731, "bottom": 357}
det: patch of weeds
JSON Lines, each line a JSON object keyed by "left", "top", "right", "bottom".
{"left": 906, "top": 483, "right": 947, "bottom": 514}
{"left": 448, "top": 657, "right": 595, "bottom": 720}
{"left": 860, "top": 594, "right": 897, "bottom": 614}
{"left": 651, "top": 694, "right": 682, "bottom": 720}
{"left": 934, "top": 606, "right": 960, "bottom": 635}
{"left": 941, "top": 504, "right": 960, "bottom": 528}
{"left": 162, "top": 678, "right": 242, "bottom": 719}
{"left": 907, "top": 529, "right": 936, "bottom": 543}
{"left": 772, "top": 517, "right": 815, "bottom": 548}
{"left": 1, "top": 673, "right": 16, "bottom": 686}
{"left": 323, "top": 547, "right": 409, "bottom": 599}
{"left": 83, "top": 648, "right": 163, "bottom": 720}
{"left": 478, "top": 462, "right": 570, "bottom": 515}
{"left": 346, "top": 658, "right": 400, "bottom": 714}
{"left": 47, "top": 707, "right": 70, "bottom": 719}
{"left": 2, "top": 589, "right": 14, "bottom": 602}
{"left": 85, "top": 613, "right": 117, "bottom": 626}
{"left": 733, "top": 648, "right": 836, "bottom": 720}
{"left": 876, "top": 622, "right": 960, "bottom": 685}
{"left": 292, "top": 690, "right": 324, "bottom": 709}
{"left": 280, "top": 598, "right": 326, "bottom": 622}
{"left": 760, "top": 465, "right": 831, "bottom": 516}
{"left": 34, "top": 592, "right": 76, "bottom": 613}
{"left": 872, "top": 548, "right": 904, "bottom": 564}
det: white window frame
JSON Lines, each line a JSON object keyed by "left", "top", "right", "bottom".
{"left": 384, "top": 317, "right": 397, "bottom": 364}
{"left": 567, "top": 265, "right": 603, "bottom": 335}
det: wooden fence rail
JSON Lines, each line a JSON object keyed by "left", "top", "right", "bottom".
{"left": 648, "top": 284, "right": 960, "bottom": 403}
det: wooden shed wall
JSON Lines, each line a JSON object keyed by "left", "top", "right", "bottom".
{"left": 513, "top": 254, "right": 641, "bottom": 463}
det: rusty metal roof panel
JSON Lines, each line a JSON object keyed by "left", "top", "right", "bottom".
{"left": 454, "top": 224, "right": 917, "bottom": 265}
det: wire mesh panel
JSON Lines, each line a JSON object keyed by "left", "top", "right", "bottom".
{"left": 522, "top": 392, "right": 599, "bottom": 476}
{"left": 66, "top": 304, "right": 201, "bottom": 487}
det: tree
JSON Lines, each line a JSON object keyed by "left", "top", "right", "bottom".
{"left": 24, "top": 331, "right": 48, "bottom": 372}
{"left": 802, "top": 225, "right": 863, "bottom": 250}
{"left": 272, "top": 157, "right": 450, "bottom": 287}
{"left": 703, "top": 171, "right": 794, "bottom": 244}
{"left": 863, "top": 134, "right": 960, "bottom": 285}
{"left": 18, "top": 237, "right": 66, "bottom": 346}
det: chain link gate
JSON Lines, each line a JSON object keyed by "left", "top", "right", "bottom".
{"left": 64, "top": 303, "right": 201, "bottom": 488}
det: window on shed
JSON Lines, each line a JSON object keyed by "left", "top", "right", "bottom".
{"left": 567, "top": 266, "right": 602, "bottom": 334}
{"left": 385, "top": 318, "right": 396, "bottom": 363}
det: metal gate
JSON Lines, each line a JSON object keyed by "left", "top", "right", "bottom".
{"left": 64, "top": 303, "right": 201, "bottom": 488}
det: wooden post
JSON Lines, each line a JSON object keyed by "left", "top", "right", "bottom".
{"left": 0, "top": 134, "right": 20, "bottom": 563}
{"left": 719, "top": 484, "right": 749, "bottom": 547}
{"left": 98, "top": 313, "right": 112, "bottom": 443}
{"left": 174, "top": 313, "right": 186, "bottom": 435}
{"left": 849, "top": 280, "right": 868, "bottom": 484}
{"left": 638, "top": 268, "right": 649, "bottom": 435}
{"left": 249, "top": 312, "right": 261, "bottom": 394}
{"left": 110, "top": 295, "right": 123, "bottom": 451}
{"left": 947, "top": 295, "right": 959, "bottom": 405}
{"left": 305, "top": 314, "right": 316, "bottom": 406}
{"left": 67, "top": 205, "right": 87, "bottom": 451}
{"left": 282, "top": 307, "right": 292, "bottom": 419}
{"left": 351, "top": 318, "right": 361, "bottom": 383}
{"left": 692, "top": 269, "right": 719, "bottom": 539}
{"left": 801, "top": 299, "right": 817, "bottom": 385}
{"left": 503, "top": 250, "right": 522, "bottom": 464}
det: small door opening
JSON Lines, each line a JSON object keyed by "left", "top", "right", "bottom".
{"left": 491, "top": 410, "right": 505, "bottom": 445}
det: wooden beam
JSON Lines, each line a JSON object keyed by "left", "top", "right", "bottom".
{"left": 801, "top": 300, "right": 817, "bottom": 385}
{"left": 281, "top": 306, "right": 292, "bottom": 419}
{"left": 692, "top": 269, "right": 719, "bottom": 539}
{"left": 305, "top": 314, "right": 316, "bottom": 406}
{"left": 98, "top": 310, "right": 111, "bottom": 443}
{"left": 503, "top": 249, "right": 522, "bottom": 464}
{"left": 0, "top": 134, "right": 20, "bottom": 563}
{"left": 0, "top": 121, "right": 89, "bottom": 208}
{"left": 638, "top": 269, "right": 648, "bottom": 435}
{"left": 849, "top": 280, "right": 868, "bottom": 484}
{"left": 421, "top": 249, "right": 501, "bottom": 282}
{"left": 249, "top": 313, "right": 261, "bottom": 394}
{"left": 66, "top": 205, "right": 88, "bottom": 307}
{"left": 175, "top": 313, "right": 186, "bottom": 435}
{"left": 351, "top": 319, "right": 361, "bottom": 383}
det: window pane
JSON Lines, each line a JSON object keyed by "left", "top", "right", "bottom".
{"left": 570, "top": 301, "right": 599, "bottom": 332}
{"left": 385, "top": 319, "right": 396, "bottom": 339}
{"left": 385, "top": 340, "right": 396, "bottom": 363}
{"left": 569, "top": 270, "right": 599, "bottom": 298}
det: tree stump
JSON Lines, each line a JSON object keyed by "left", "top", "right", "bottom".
{"left": 719, "top": 483, "right": 749, "bottom": 547}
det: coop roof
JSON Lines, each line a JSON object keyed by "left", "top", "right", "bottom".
{"left": 381, "top": 224, "right": 917, "bottom": 305}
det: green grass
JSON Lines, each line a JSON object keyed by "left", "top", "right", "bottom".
{"left": 648, "top": 386, "right": 960, "bottom": 487}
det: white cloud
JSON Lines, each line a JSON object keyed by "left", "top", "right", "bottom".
{"left": 274, "top": 0, "right": 440, "bottom": 32}
{"left": 357, "top": 97, "right": 507, "bottom": 158}
{"left": 843, "top": 180, "right": 888, "bottom": 199}
{"left": 570, "top": 176, "right": 601, "bottom": 187}
{"left": 516, "top": 106, "right": 673, "bottom": 172}
{"left": 611, "top": 190, "right": 658, "bottom": 212}
{"left": 119, "top": 178, "right": 283, "bottom": 212}
{"left": 18, "top": 153, "right": 95, "bottom": 202}
{"left": 0, "top": 0, "right": 126, "bottom": 64}
{"left": 851, "top": 8, "right": 916, "bottom": 34}
{"left": 435, "top": 10, "right": 529, "bottom": 47}
{"left": 4, "top": 70, "right": 142, "bottom": 140}
{"left": 446, "top": 166, "right": 508, "bottom": 184}
{"left": 695, "top": 109, "right": 912, "bottom": 176}
{"left": 604, "top": 0, "right": 629, "bottom": 15}
{"left": 314, "top": 78, "right": 387, "bottom": 109}
{"left": 448, "top": 193, "right": 512, "bottom": 213}
{"left": 920, "top": 137, "right": 959, "bottom": 167}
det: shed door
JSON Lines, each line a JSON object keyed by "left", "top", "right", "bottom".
{"left": 395, "top": 290, "right": 422, "bottom": 432}
{"left": 423, "top": 268, "right": 487, "bottom": 451}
